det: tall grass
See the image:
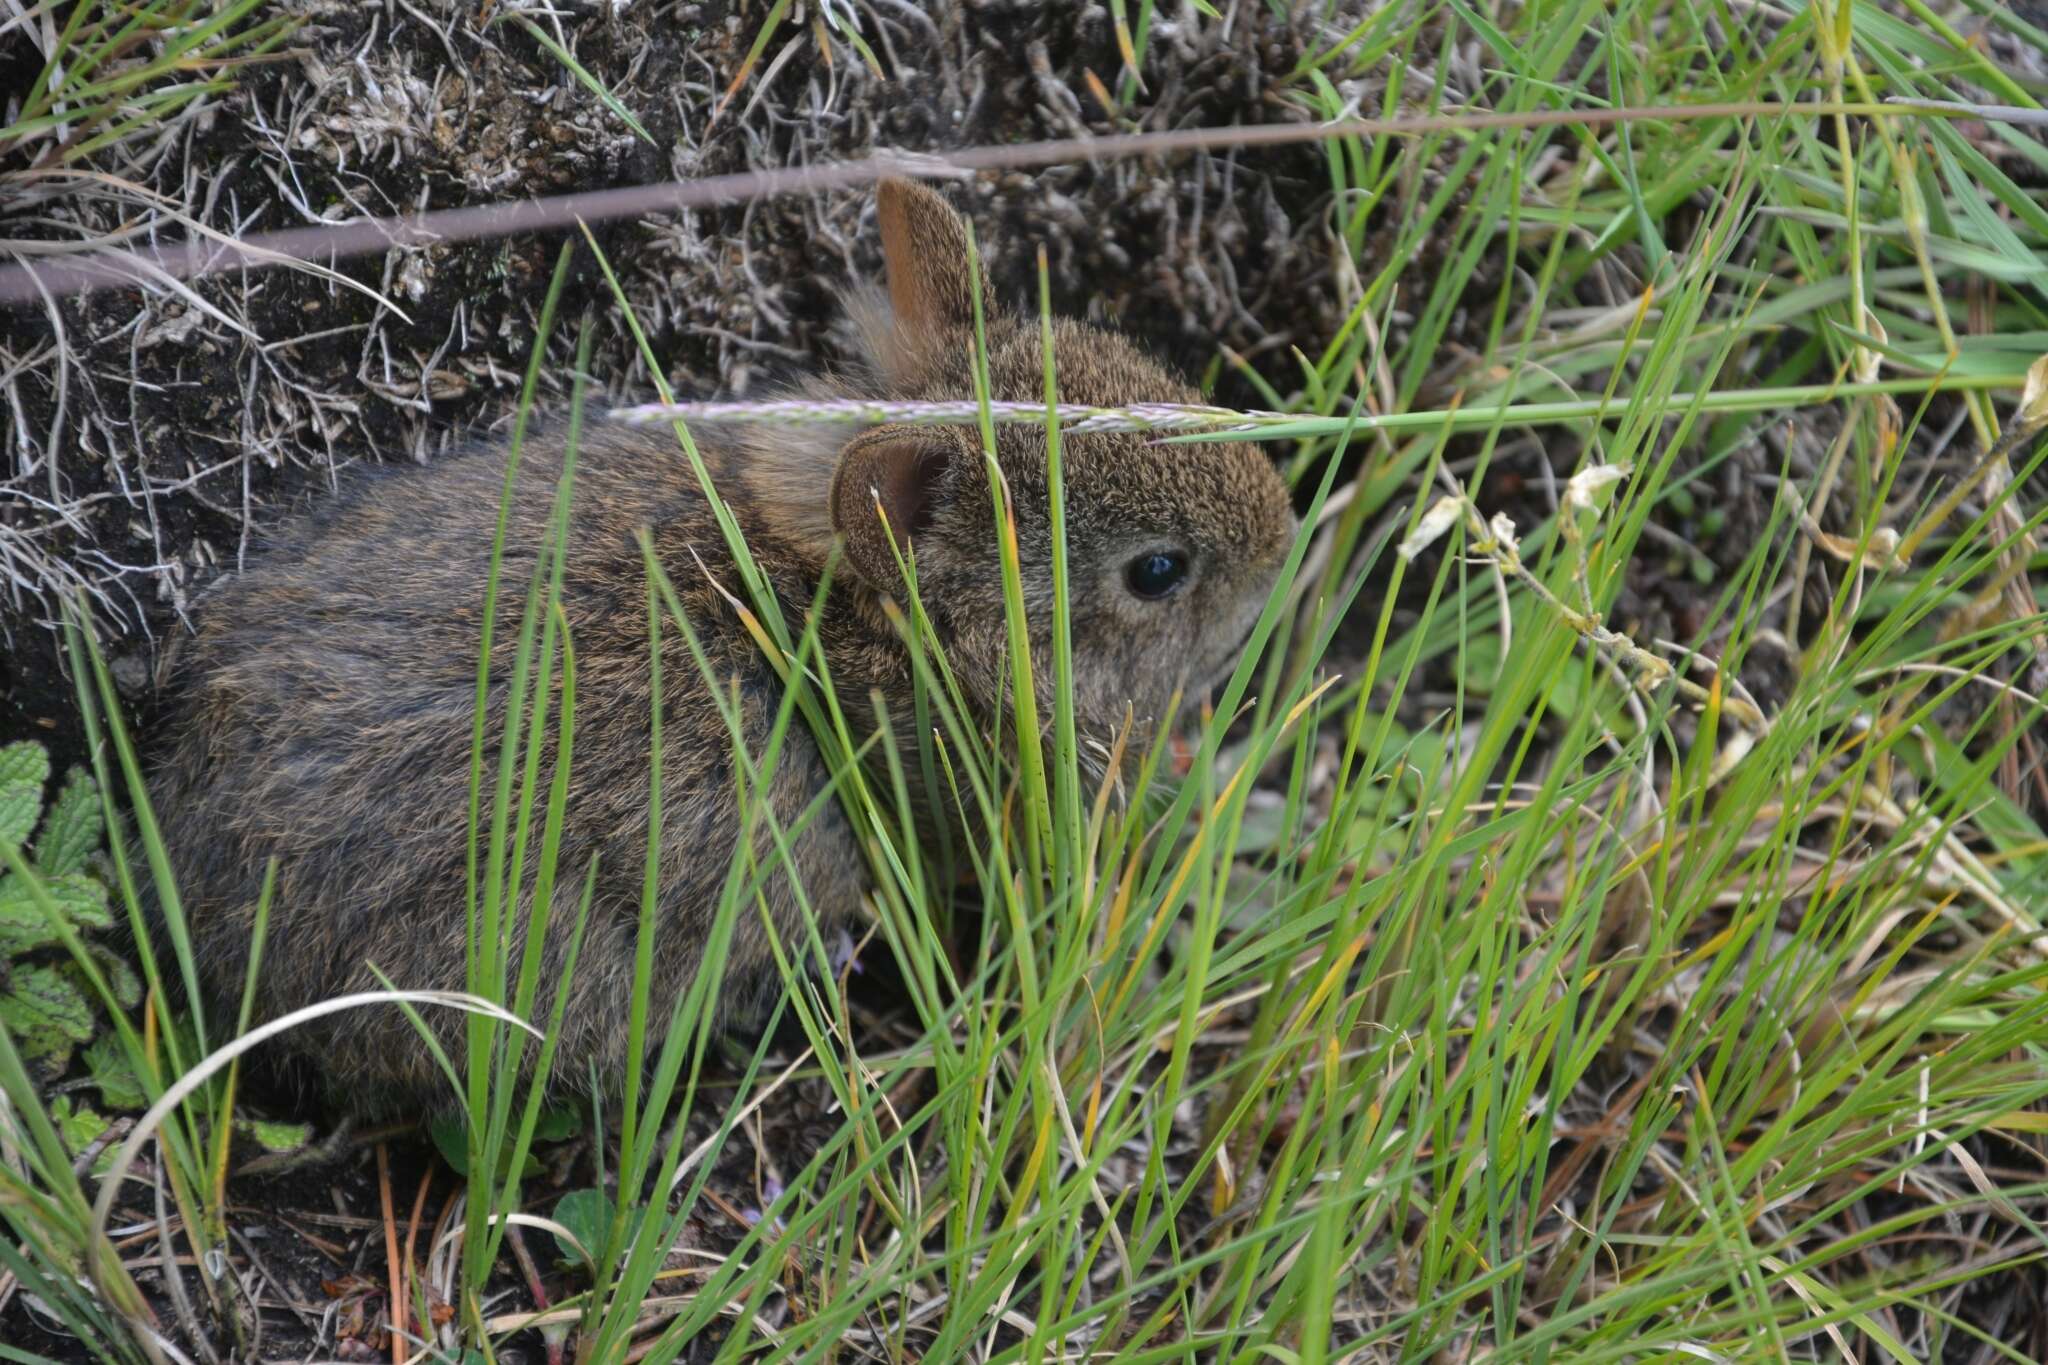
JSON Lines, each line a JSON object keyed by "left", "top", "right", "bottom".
{"left": 2, "top": 0, "right": 293, "bottom": 170}
{"left": 4, "top": 0, "right": 2048, "bottom": 1361}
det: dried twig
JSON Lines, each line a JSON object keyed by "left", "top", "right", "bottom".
{"left": 4, "top": 100, "right": 2041, "bottom": 306}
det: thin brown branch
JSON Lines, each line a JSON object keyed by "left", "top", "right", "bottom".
{"left": 2, "top": 100, "right": 2036, "bottom": 306}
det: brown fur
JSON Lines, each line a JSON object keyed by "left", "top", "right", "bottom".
{"left": 145, "top": 181, "right": 1296, "bottom": 1117}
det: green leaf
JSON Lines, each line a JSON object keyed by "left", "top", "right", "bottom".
{"left": 531, "top": 1105, "right": 583, "bottom": 1142}
{"left": 36, "top": 766, "right": 102, "bottom": 878}
{"left": 83, "top": 1033, "right": 148, "bottom": 1110}
{"left": 89, "top": 941, "right": 143, "bottom": 1010}
{"left": 47, "top": 1095, "right": 114, "bottom": 1174}
{"left": 549, "top": 1187, "right": 611, "bottom": 1269}
{"left": 0, "top": 871, "right": 114, "bottom": 952}
{"left": 0, "top": 874, "right": 63, "bottom": 953}
{"left": 429, "top": 1114, "right": 543, "bottom": 1181}
{"left": 0, "top": 739, "right": 49, "bottom": 849}
{"left": 1229, "top": 795, "right": 1296, "bottom": 858}
{"left": 428, "top": 1115, "right": 471, "bottom": 1173}
{"left": 0, "top": 739, "right": 51, "bottom": 790}
{"left": 549, "top": 1186, "right": 644, "bottom": 1272}
{"left": 51, "top": 872, "right": 112, "bottom": 930}
{"left": 236, "top": 1116, "right": 316, "bottom": 1154}
{"left": 0, "top": 963, "right": 98, "bottom": 1070}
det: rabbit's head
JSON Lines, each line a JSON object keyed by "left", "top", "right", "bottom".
{"left": 750, "top": 179, "right": 1298, "bottom": 767}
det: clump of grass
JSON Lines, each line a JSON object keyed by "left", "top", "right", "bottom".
{"left": 5, "top": 0, "right": 2048, "bottom": 1361}
{"left": 1, "top": 0, "right": 292, "bottom": 171}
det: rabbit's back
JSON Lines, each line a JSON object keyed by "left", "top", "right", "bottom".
{"left": 148, "top": 425, "right": 861, "bottom": 1113}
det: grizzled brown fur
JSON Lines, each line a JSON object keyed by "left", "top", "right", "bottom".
{"left": 146, "top": 181, "right": 1296, "bottom": 1118}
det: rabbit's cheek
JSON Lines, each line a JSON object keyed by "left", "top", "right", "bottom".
{"left": 1190, "top": 586, "right": 1272, "bottom": 696}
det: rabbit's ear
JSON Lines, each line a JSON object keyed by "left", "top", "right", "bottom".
{"left": 830, "top": 425, "right": 958, "bottom": 586}
{"left": 878, "top": 178, "right": 991, "bottom": 338}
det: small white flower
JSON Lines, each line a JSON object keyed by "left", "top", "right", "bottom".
{"left": 2021, "top": 353, "right": 2048, "bottom": 428}
{"left": 1488, "top": 512, "right": 1519, "bottom": 554}
{"left": 1397, "top": 496, "right": 1465, "bottom": 561}
{"left": 1563, "top": 463, "right": 1633, "bottom": 517}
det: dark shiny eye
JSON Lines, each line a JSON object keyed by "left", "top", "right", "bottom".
{"left": 1124, "top": 550, "right": 1190, "bottom": 600}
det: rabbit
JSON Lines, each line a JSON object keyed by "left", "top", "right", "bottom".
{"left": 142, "top": 179, "right": 1297, "bottom": 1118}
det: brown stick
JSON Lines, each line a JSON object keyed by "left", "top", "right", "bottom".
{"left": 2, "top": 100, "right": 2037, "bottom": 307}
{"left": 400, "top": 1169, "right": 434, "bottom": 1352}
{"left": 376, "top": 1143, "right": 403, "bottom": 1365}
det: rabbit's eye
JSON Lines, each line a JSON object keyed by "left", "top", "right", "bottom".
{"left": 1124, "top": 550, "right": 1190, "bottom": 600}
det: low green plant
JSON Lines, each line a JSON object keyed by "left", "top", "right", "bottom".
{"left": 0, "top": 742, "right": 136, "bottom": 1082}
{"left": 0, "top": 752, "right": 158, "bottom": 1361}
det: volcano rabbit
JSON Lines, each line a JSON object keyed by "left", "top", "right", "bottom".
{"left": 146, "top": 179, "right": 1296, "bottom": 1117}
